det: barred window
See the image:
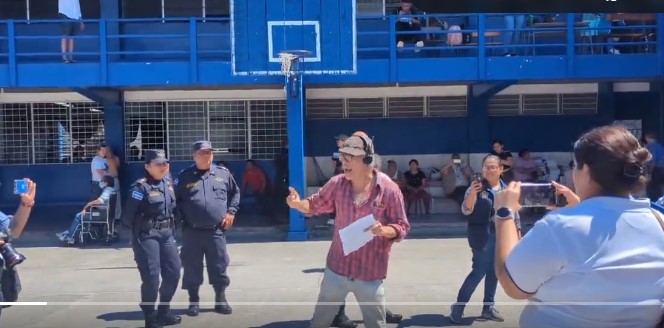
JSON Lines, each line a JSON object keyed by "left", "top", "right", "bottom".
{"left": 0, "top": 104, "right": 31, "bottom": 165}
{"left": 250, "top": 100, "right": 287, "bottom": 160}
{"left": 166, "top": 101, "right": 207, "bottom": 161}
{"left": 124, "top": 102, "right": 167, "bottom": 162}
{"left": 209, "top": 101, "right": 248, "bottom": 161}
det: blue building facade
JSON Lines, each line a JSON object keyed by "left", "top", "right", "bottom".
{"left": 0, "top": 1, "right": 662, "bottom": 240}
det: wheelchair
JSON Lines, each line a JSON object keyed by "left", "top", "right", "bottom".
{"left": 77, "top": 194, "right": 120, "bottom": 246}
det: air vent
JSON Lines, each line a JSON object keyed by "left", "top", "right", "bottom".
{"left": 488, "top": 95, "right": 520, "bottom": 116}
{"left": 306, "top": 99, "right": 344, "bottom": 119}
{"left": 387, "top": 97, "right": 424, "bottom": 118}
{"left": 522, "top": 94, "right": 559, "bottom": 115}
{"left": 428, "top": 96, "right": 467, "bottom": 117}
{"left": 347, "top": 98, "right": 384, "bottom": 118}
{"left": 561, "top": 93, "right": 597, "bottom": 115}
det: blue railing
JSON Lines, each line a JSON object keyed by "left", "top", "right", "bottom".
{"left": 0, "top": 13, "right": 661, "bottom": 85}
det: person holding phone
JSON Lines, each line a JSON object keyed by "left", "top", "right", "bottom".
{"left": 449, "top": 155, "right": 521, "bottom": 324}
{"left": 493, "top": 125, "right": 664, "bottom": 328}
{"left": 441, "top": 154, "right": 473, "bottom": 206}
{"left": 0, "top": 178, "right": 36, "bottom": 320}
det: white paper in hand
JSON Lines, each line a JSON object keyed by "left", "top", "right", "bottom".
{"left": 338, "top": 214, "right": 376, "bottom": 256}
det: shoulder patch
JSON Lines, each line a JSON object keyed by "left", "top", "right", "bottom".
{"left": 173, "top": 178, "right": 179, "bottom": 185}
{"left": 131, "top": 190, "right": 144, "bottom": 201}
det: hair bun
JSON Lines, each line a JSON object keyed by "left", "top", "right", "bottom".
{"left": 633, "top": 147, "right": 652, "bottom": 165}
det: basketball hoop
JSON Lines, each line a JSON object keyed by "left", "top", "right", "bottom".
{"left": 278, "top": 50, "right": 312, "bottom": 77}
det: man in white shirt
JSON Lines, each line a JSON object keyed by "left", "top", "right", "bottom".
{"left": 58, "top": 0, "right": 84, "bottom": 63}
{"left": 90, "top": 144, "right": 109, "bottom": 200}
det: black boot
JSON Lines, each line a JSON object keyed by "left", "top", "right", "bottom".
{"left": 331, "top": 305, "right": 357, "bottom": 328}
{"left": 157, "top": 305, "right": 182, "bottom": 326}
{"left": 213, "top": 286, "right": 232, "bottom": 314}
{"left": 386, "top": 309, "right": 403, "bottom": 324}
{"left": 186, "top": 288, "right": 200, "bottom": 317}
{"left": 143, "top": 310, "right": 162, "bottom": 328}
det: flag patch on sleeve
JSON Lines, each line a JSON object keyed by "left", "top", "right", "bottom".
{"left": 132, "top": 191, "right": 144, "bottom": 201}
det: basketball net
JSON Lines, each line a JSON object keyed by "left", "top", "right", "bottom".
{"left": 279, "top": 52, "right": 298, "bottom": 77}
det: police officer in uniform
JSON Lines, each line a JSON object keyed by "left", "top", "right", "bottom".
{"left": 122, "top": 150, "right": 182, "bottom": 328}
{"left": 175, "top": 141, "right": 240, "bottom": 316}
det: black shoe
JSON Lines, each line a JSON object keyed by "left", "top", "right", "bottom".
{"left": 331, "top": 314, "right": 357, "bottom": 328}
{"left": 386, "top": 310, "right": 402, "bottom": 324}
{"left": 214, "top": 302, "right": 232, "bottom": 315}
{"left": 145, "top": 312, "right": 163, "bottom": 328}
{"left": 156, "top": 311, "right": 182, "bottom": 326}
{"left": 480, "top": 306, "right": 504, "bottom": 322}
{"left": 186, "top": 304, "right": 199, "bottom": 317}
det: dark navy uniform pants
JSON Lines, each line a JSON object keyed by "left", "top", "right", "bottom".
{"left": 180, "top": 228, "right": 230, "bottom": 290}
{"left": 132, "top": 227, "right": 181, "bottom": 311}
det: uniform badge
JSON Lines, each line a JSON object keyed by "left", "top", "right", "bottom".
{"left": 173, "top": 178, "right": 178, "bottom": 185}
{"left": 186, "top": 182, "right": 197, "bottom": 189}
{"left": 149, "top": 190, "right": 162, "bottom": 197}
{"left": 215, "top": 177, "right": 224, "bottom": 182}
{"left": 132, "top": 191, "right": 144, "bottom": 201}
{"left": 480, "top": 191, "right": 489, "bottom": 199}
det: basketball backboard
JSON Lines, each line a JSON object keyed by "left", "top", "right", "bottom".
{"left": 230, "top": 0, "right": 357, "bottom": 76}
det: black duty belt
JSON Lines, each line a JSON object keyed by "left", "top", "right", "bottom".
{"left": 152, "top": 219, "right": 174, "bottom": 230}
{"left": 189, "top": 223, "right": 220, "bottom": 231}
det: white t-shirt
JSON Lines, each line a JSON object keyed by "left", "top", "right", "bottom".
{"left": 506, "top": 196, "right": 664, "bottom": 328}
{"left": 58, "top": 0, "right": 81, "bottom": 19}
{"left": 90, "top": 156, "right": 108, "bottom": 182}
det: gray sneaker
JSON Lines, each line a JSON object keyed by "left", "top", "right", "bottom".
{"left": 481, "top": 306, "right": 504, "bottom": 322}
{"left": 449, "top": 305, "right": 463, "bottom": 324}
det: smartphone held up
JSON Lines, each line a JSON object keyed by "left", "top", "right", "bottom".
{"left": 519, "top": 183, "right": 566, "bottom": 208}
{"left": 13, "top": 179, "right": 28, "bottom": 195}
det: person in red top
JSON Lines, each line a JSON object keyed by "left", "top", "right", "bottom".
{"left": 286, "top": 133, "right": 410, "bottom": 328}
{"left": 242, "top": 160, "right": 270, "bottom": 217}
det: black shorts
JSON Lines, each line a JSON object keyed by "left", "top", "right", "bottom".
{"left": 59, "top": 13, "right": 80, "bottom": 37}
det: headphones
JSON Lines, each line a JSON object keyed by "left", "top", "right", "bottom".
{"left": 354, "top": 134, "right": 374, "bottom": 165}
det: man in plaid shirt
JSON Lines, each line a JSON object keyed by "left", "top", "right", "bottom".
{"left": 287, "top": 133, "right": 410, "bottom": 328}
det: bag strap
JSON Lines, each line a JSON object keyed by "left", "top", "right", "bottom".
{"left": 651, "top": 208, "right": 664, "bottom": 232}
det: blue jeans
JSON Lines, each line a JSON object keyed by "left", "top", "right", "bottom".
{"left": 454, "top": 233, "right": 497, "bottom": 312}
{"left": 67, "top": 213, "right": 87, "bottom": 238}
{"left": 503, "top": 15, "right": 526, "bottom": 54}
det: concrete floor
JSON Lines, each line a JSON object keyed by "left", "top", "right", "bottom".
{"left": 1, "top": 238, "right": 526, "bottom": 328}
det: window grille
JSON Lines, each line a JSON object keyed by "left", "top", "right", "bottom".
{"left": 522, "top": 94, "right": 559, "bottom": 115}
{"left": 29, "top": 102, "right": 104, "bottom": 164}
{"left": 209, "top": 100, "right": 249, "bottom": 161}
{"left": 306, "top": 98, "right": 345, "bottom": 120}
{"left": 347, "top": 98, "right": 384, "bottom": 118}
{"left": 250, "top": 100, "right": 287, "bottom": 160}
{"left": 387, "top": 97, "right": 424, "bottom": 118}
{"left": 166, "top": 101, "right": 207, "bottom": 161}
{"left": 124, "top": 102, "right": 167, "bottom": 162}
{"left": 0, "top": 103, "right": 31, "bottom": 165}
{"left": 561, "top": 93, "right": 597, "bottom": 115}
{"left": 488, "top": 95, "right": 521, "bottom": 116}
{"left": 427, "top": 96, "right": 467, "bottom": 117}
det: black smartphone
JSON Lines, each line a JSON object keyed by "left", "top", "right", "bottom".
{"left": 519, "top": 183, "right": 558, "bottom": 208}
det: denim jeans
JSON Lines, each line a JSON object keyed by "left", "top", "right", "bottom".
{"left": 454, "top": 233, "right": 498, "bottom": 312}
{"left": 503, "top": 15, "right": 526, "bottom": 54}
{"left": 67, "top": 213, "right": 86, "bottom": 237}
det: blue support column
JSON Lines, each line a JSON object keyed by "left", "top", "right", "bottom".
{"left": 100, "top": 0, "right": 120, "bottom": 62}
{"left": 286, "top": 75, "right": 309, "bottom": 241}
{"left": 596, "top": 82, "right": 615, "bottom": 125}
{"left": 467, "top": 82, "right": 514, "bottom": 152}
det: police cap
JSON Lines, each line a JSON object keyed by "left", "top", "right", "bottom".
{"left": 192, "top": 140, "right": 213, "bottom": 152}
{"left": 144, "top": 149, "right": 168, "bottom": 164}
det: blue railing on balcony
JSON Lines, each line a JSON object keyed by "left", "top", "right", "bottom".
{"left": 0, "top": 13, "right": 661, "bottom": 84}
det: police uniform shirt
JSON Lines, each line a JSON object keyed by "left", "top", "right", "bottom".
{"left": 121, "top": 178, "right": 175, "bottom": 229}
{"left": 174, "top": 165, "right": 240, "bottom": 228}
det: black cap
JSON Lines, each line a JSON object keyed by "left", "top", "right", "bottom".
{"left": 144, "top": 149, "right": 168, "bottom": 164}
{"left": 192, "top": 140, "right": 213, "bottom": 152}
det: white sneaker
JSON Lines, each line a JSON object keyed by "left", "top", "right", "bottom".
{"left": 56, "top": 231, "right": 68, "bottom": 242}
{"left": 415, "top": 41, "right": 424, "bottom": 47}
{"left": 609, "top": 48, "right": 620, "bottom": 55}
{"left": 397, "top": 41, "right": 404, "bottom": 48}
{"left": 327, "top": 219, "right": 335, "bottom": 226}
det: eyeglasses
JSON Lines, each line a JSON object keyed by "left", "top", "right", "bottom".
{"left": 482, "top": 165, "right": 501, "bottom": 170}
{"left": 340, "top": 153, "right": 356, "bottom": 162}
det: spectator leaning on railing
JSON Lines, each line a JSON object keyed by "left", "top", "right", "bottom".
{"left": 492, "top": 125, "right": 664, "bottom": 328}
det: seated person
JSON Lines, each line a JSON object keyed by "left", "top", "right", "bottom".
{"left": 385, "top": 160, "right": 404, "bottom": 186}
{"left": 441, "top": 153, "right": 472, "bottom": 206}
{"left": 403, "top": 159, "right": 431, "bottom": 215}
{"left": 56, "top": 175, "right": 116, "bottom": 245}
{"left": 394, "top": 0, "right": 424, "bottom": 49}
{"left": 242, "top": 160, "right": 270, "bottom": 216}
{"left": 332, "top": 154, "right": 344, "bottom": 176}
{"left": 513, "top": 149, "right": 539, "bottom": 182}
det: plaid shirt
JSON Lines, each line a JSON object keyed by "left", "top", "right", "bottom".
{"left": 307, "top": 171, "right": 410, "bottom": 281}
